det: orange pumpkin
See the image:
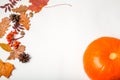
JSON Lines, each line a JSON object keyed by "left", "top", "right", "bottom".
{"left": 83, "top": 37, "right": 120, "bottom": 80}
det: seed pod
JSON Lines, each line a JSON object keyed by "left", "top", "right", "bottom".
{"left": 8, "top": 6, "right": 11, "bottom": 11}
{"left": 10, "top": 4, "right": 13, "bottom": 8}
{"left": 20, "top": 31, "right": 25, "bottom": 35}
{"left": 5, "top": 8, "right": 7, "bottom": 12}
{"left": 29, "top": 12, "right": 33, "bottom": 17}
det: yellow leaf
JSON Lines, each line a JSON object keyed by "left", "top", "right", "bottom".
{"left": 0, "top": 43, "right": 12, "bottom": 52}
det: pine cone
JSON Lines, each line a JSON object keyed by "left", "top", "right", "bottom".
{"left": 10, "top": 14, "right": 20, "bottom": 22}
{"left": 18, "top": 52, "right": 31, "bottom": 63}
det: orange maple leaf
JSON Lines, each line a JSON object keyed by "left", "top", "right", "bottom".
{"left": 0, "top": 17, "right": 10, "bottom": 38}
{"left": 19, "top": 13, "right": 30, "bottom": 30}
{"left": 28, "top": 0, "right": 49, "bottom": 13}
{"left": 0, "top": 59, "right": 15, "bottom": 78}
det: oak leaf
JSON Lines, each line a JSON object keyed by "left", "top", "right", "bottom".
{"left": 19, "top": 13, "right": 30, "bottom": 30}
{"left": 0, "top": 17, "right": 10, "bottom": 38}
{"left": 12, "top": 5, "right": 28, "bottom": 13}
{"left": 28, "top": 0, "right": 49, "bottom": 13}
{"left": 0, "top": 43, "right": 12, "bottom": 52}
{"left": 8, "top": 45, "right": 26, "bottom": 60}
{"left": 0, "top": 59, "right": 15, "bottom": 78}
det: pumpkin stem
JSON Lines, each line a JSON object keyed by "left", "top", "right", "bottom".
{"left": 109, "top": 52, "right": 117, "bottom": 60}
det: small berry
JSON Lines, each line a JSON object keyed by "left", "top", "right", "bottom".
{"left": 29, "top": 12, "right": 33, "bottom": 17}
{"left": 13, "top": 41, "right": 21, "bottom": 49}
{"left": 20, "top": 31, "right": 25, "bottom": 35}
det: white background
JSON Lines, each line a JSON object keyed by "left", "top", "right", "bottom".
{"left": 0, "top": 0, "right": 120, "bottom": 80}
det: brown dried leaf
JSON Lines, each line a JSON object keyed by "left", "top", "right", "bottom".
{"left": 8, "top": 45, "right": 26, "bottom": 60}
{"left": 0, "top": 59, "right": 15, "bottom": 78}
{"left": 19, "top": 13, "right": 30, "bottom": 30}
{"left": 0, "top": 17, "right": 10, "bottom": 38}
{"left": 12, "top": 5, "right": 28, "bottom": 13}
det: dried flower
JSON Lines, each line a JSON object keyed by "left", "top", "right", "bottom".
{"left": 19, "top": 52, "right": 31, "bottom": 63}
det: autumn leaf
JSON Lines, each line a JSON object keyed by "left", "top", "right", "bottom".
{"left": 8, "top": 45, "right": 26, "bottom": 60}
{"left": 19, "top": 13, "right": 30, "bottom": 30}
{"left": 28, "top": 0, "right": 49, "bottom": 13}
{"left": 0, "top": 17, "right": 10, "bottom": 38}
{"left": 0, "top": 59, "right": 15, "bottom": 78}
{"left": 0, "top": 43, "right": 12, "bottom": 52}
{"left": 12, "top": 5, "right": 28, "bottom": 13}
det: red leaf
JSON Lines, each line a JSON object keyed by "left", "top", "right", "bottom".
{"left": 28, "top": 0, "right": 49, "bottom": 13}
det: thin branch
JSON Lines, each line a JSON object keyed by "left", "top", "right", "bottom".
{"left": 45, "top": 4, "right": 72, "bottom": 8}
{"left": 14, "top": 35, "right": 24, "bottom": 40}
